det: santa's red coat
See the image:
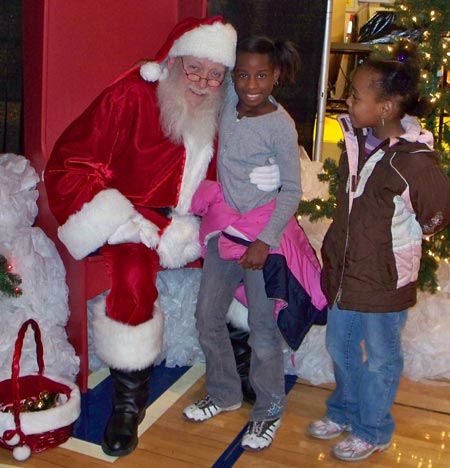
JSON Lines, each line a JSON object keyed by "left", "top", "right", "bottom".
{"left": 45, "top": 68, "right": 216, "bottom": 370}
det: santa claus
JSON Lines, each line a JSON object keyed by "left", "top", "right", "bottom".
{"left": 45, "top": 15, "right": 280, "bottom": 458}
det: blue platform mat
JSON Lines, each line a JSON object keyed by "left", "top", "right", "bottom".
{"left": 72, "top": 363, "right": 191, "bottom": 444}
{"left": 68, "top": 363, "right": 298, "bottom": 466}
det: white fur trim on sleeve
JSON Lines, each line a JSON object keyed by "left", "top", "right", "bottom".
{"left": 157, "top": 214, "right": 201, "bottom": 269}
{"left": 57, "top": 189, "right": 138, "bottom": 260}
{"left": 93, "top": 300, "right": 164, "bottom": 370}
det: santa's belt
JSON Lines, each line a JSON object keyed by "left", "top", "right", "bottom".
{"left": 155, "top": 207, "right": 172, "bottom": 217}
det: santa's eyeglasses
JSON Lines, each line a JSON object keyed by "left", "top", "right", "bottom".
{"left": 180, "top": 57, "right": 225, "bottom": 87}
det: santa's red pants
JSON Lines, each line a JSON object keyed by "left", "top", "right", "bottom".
{"left": 100, "top": 243, "right": 160, "bottom": 326}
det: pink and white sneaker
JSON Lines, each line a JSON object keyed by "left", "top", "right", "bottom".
{"left": 332, "top": 434, "right": 390, "bottom": 461}
{"left": 307, "top": 417, "right": 351, "bottom": 440}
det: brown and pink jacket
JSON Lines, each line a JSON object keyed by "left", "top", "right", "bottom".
{"left": 321, "top": 114, "right": 450, "bottom": 313}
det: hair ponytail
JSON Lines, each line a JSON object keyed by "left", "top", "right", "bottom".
{"left": 361, "top": 39, "right": 432, "bottom": 118}
{"left": 273, "top": 40, "right": 301, "bottom": 85}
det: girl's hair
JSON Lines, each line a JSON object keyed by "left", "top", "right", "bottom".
{"left": 360, "top": 39, "right": 431, "bottom": 117}
{"left": 236, "top": 35, "right": 301, "bottom": 85}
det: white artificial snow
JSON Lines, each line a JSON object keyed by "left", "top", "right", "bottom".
{"left": 0, "top": 153, "right": 79, "bottom": 382}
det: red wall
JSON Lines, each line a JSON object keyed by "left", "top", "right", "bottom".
{"left": 23, "top": 0, "right": 207, "bottom": 166}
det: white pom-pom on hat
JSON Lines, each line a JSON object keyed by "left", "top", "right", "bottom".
{"left": 140, "top": 16, "right": 237, "bottom": 82}
{"left": 140, "top": 62, "right": 169, "bottom": 82}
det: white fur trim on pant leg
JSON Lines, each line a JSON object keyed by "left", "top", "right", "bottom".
{"left": 226, "top": 298, "right": 250, "bottom": 332}
{"left": 157, "top": 214, "right": 201, "bottom": 268}
{"left": 93, "top": 299, "right": 164, "bottom": 370}
{"left": 58, "top": 189, "right": 137, "bottom": 260}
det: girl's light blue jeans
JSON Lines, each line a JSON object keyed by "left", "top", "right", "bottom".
{"left": 325, "top": 303, "right": 408, "bottom": 445}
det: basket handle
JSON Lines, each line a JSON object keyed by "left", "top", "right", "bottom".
{"left": 11, "top": 319, "right": 45, "bottom": 430}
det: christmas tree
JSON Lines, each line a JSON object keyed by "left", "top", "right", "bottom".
{"left": 395, "top": 0, "right": 450, "bottom": 292}
{"left": 0, "top": 254, "right": 22, "bottom": 297}
{"left": 298, "top": 0, "right": 450, "bottom": 292}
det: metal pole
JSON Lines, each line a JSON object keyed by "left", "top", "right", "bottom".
{"left": 313, "top": 0, "right": 333, "bottom": 162}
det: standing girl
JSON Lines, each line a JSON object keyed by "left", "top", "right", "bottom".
{"left": 308, "top": 41, "right": 450, "bottom": 461}
{"left": 183, "top": 36, "right": 303, "bottom": 451}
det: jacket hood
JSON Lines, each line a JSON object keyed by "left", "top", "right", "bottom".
{"left": 396, "top": 115, "right": 434, "bottom": 149}
{"left": 338, "top": 114, "right": 435, "bottom": 154}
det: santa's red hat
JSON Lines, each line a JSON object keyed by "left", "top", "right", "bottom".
{"left": 140, "top": 16, "right": 237, "bottom": 82}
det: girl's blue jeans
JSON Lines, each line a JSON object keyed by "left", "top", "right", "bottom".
{"left": 325, "top": 303, "right": 408, "bottom": 445}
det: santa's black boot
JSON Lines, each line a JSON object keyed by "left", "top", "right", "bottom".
{"left": 101, "top": 366, "right": 152, "bottom": 457}
{"left": 227, "top": 323, "right": 256, "bottom": 404}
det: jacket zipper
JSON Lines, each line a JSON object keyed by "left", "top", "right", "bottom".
{"left": 333, "top": 117, "right": 362, "bottom": 307}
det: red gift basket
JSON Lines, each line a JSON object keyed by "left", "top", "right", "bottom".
{"left": 0, "top": 319, "right": 81, "bottom": 461}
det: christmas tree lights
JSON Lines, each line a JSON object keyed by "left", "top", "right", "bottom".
{"left": 0, "top": 254, "right": 22, "bottom": 297}
{"left": 298, "top": 0, "right": 450, "bottom": 292}
{"left": 395, "top": 0, "right": 450, "bottom": 291}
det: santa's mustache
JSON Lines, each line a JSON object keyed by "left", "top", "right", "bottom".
{"left": 187, "top": 84, "right": 213, "bottom": 97}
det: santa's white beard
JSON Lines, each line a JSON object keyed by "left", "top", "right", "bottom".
{"left": 157, "top": 70, "right": 223, "bottom": 147}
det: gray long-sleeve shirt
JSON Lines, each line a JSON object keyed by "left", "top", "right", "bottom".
{"left": 218, "top": 90, "right": 302, "bottom": 248}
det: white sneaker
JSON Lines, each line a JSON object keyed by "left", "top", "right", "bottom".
{"left": 183, "top": 395, "right": 241, "bottom": 422}
{"left": 241, "top": 418, "right": 281, "bottom": 451}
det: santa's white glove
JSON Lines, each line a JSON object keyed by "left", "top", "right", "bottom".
{"left": 157, "top": 214, "right": 200, "bottom": 268}
{"left": 108, "top": 214, "right": 159, "bottom": 248}
{"left": 249, "top": 161, "right": 281, "bottom": 192}
{"left": 108, "top": 218, "right": 140, "bottom": 245}
{"left": 134, "top": 214, "right": 160, "bottom": 248}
